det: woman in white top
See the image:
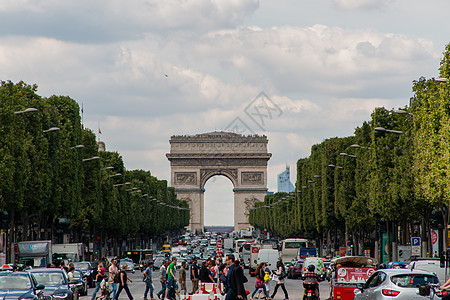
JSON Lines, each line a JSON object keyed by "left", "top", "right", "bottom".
{"left": 270, "top": 261, "right": 289, "bottom": 300}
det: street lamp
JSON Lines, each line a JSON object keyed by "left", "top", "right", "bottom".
{"left": 350, "top": 144, "right": 371, "bottom": 150}
{"left": 393, "top": 110, "right": 414, "bottom": 117}
{"left": 374, "top": 127, "right": 404, "bottom": 134}
{"left": 108, "top": 173, "right": 122, "bottom": 178}
{"left": 436, "top": 78, "right": 448, "bottom": 83}
{"left": 43, "top": 127, "right": 60, "bottom": 133}
{"left": 82, "top": 156, "right": 100, "bottom": 162}
{"left": 70, "top": 144, "right": 85, "bottom": 149}
{"left": 14, "top": 108, "right": 38, "bottom": 114}
{"left": 113, "top": 182, "right": 131, "bottom": 187}
{"left": 340, "top": 152, "right": 356, "bottom": 158}
{"left": 100, "top": 166, "right": 114, "bottom": 171}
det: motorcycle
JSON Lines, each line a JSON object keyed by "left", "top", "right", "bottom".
{"left": 303, "top": 279, "right": 319, "bottom": 300}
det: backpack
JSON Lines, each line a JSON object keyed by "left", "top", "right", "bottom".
{"left": 113, "top": 271, "right": 121, "bottom": 283}
{"left": 278, "top": 269, "right": 287, "bottom": 280}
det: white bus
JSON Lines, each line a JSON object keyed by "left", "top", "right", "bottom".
{"left": 280, "top": 238, "right": 311, "bottom": 263}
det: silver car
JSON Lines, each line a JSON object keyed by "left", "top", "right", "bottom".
{"left": 354, "top": 269, "right": 447, "bottom": 299}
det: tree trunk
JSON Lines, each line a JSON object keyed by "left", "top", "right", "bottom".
{"left": 8, "top": 209, "right": 15, "bottom": 263}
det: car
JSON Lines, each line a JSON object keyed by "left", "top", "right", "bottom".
{"left": 287, "top": 260, "right": 302, "bottom": 279}
{"left": 29, "top": 268, "right": 76, "bottom": 300}
{"left": 354, "top": 269, "right": 446, "bottom": 300}
{"left": 119, "top": 260, "right": 135, "bottom": 273}
{"left": 153, "top": 257, "right": 165, "bottom": 271}
{"left": 70, "top": 269, "right": 88, "bottom": 296}
{"left": 73, "top": 261, "right": 94, "bottom": 288}
{"left": 0, "top": 271, "right": 45, "bottom": 299}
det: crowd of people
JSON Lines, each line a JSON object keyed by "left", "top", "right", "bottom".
{"left": 86, "top": 255, "right": 304, "bottom": 300}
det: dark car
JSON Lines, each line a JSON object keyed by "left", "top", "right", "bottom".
{"left": 29, "top": 268, "right": 76, "bottom": 300}
{"left": 73, "top": 261, "right": 94, "bottom": 288}
{"left": 287, "top": 260, "right": 303, "bottom": 279}
{"left": 70, "top": 269, "right": 88, "bottom": 296}
{"left": 0, "top": 271, "right": 45, "bottom": 300}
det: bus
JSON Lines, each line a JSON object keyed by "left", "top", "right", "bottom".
{"left": 261, "top": 239, "right": 279, "bottom": 250}
{"left": 280, "top": 238, "right": 311, "bottom": 263}
{"left": 125, "top": 249, "right": 153, "bottom": 264}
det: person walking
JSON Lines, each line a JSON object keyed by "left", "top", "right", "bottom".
{"left": 108, "top": 259, "right": 119, "bottom": 300}
{"left": 225, "top": 254, "right": 247, "bottom": 300}
{"left": 144, "top": 261, "right": 155, "bottom": 300}
{"left": 270, "top": 261, "right": 288, "bottom": 300}
{"left": 189, "top": 257, "right": 199, "bottom": 295}
{"left": 157, "top": 260, "right": 168, "bottom": 299}
{"left": 251, "top": 263, "right": 270, "bottom": 300}
{"left": 92, "top": 262, "right": 106, "bottom": 300}
{"left": 114, "top": 264, "right": 134, "bottom": 300}
{"left": 179, "top": 261, "right": 187, "bottom": 298}
{"left": 165, "top": 257, "right": 177, "bottom": 300}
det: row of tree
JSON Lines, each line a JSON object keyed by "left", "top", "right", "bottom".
{"left": 249, "top": 43, "right": 450, "bottom": 259}
{"left": 0, "top": 81, "right": 189, "bottom": 260}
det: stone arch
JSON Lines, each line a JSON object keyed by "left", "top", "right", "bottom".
{"left": 167, "top": 131, "right": 271, "bottom": 232}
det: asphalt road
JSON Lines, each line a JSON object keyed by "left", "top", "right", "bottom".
{"left": 81, "top": 269, "right": 331, "bottom": 300}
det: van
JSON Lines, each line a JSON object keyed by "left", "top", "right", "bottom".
{"left": 302, "top": 257, "right": 325, "bottom": 278}
{"left": 256, "top": 249, "right": 280, "bottom": 271}
{"left": 408, "top": 259, "right": 446, "bottom": 284}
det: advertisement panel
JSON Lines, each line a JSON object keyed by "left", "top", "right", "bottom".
{"left": 336, "top": 267, "right": 376, "bottom": 283}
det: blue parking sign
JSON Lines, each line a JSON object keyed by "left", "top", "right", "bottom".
{"left": 411, "top": 237, "right": 421, "bottom": 247}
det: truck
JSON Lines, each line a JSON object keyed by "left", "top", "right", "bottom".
{"left": 249, "top": 244, "right": 261, "bottom": 276}
{"left": 223, "top": 238, "right": 234, "bottom": 251}
{"left": 52, "top": 243, "right": 84, "bottom": 265}
{"left": 17, "top": 240, "right": 52, "bottom": 267}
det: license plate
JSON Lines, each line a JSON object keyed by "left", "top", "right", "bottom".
{"left": 307, "top": 293, "right": 312, "bottom": 296}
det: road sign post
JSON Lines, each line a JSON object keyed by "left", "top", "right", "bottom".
{"left": 411, "top": 237, "right": 421, "bottom": 256}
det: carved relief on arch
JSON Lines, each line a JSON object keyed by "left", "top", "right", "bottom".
{"left": 244, "top": 196, "right": 259, "bottom": 217}
{"left": 241, "top": 172, "right": 264, "bottom": 185}
{"left": 180, "top": 197, "right": 194, "bottom": 221}
{"left": 200, "top": 168, "right": 237, "bottom": 187}
{"left": 175, "top": 172, "right": 197, "bottom": 185}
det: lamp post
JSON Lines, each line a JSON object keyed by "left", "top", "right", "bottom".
{"left": 82, "top": 156, "right": 100, "bottom": 162}
{"left": 14, "top": 108, "right": 38, "bottom": 114}
{"left": 374, "top": 127, "right": 404, "bottom": 134}
{"left": 43, "top": 127, "right": 60, "bottom": 133}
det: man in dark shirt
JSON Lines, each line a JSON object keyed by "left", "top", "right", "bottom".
{"left": 189, "top": 257, "right": 199, "bottom": 295}
{"left": 225, "top": 254, "right": 246, "bottom": 300}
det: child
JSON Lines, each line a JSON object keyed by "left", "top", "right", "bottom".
{"left": 98, "top": 278, "right": 110, "bottom": 300}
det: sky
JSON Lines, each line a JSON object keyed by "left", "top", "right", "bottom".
{"left": 1, "top": 0, "right": 449, "bottom": 226}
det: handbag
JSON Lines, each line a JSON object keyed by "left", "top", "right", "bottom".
{"left": 255, "top": 279, "right": 264, "bottom": 288}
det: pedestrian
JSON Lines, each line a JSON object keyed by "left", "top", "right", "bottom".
{"left": 250, "top": 262, "right": 270, "bottom": 300}
{"left": 114, "top": 263, "right": 134, "bottom": 300}
{"left": 157, "top": 260, "right": 168, "bottom": 299}
{"left": 108, "top": 258, "right": 119, "bottom": 300}
{"left": 165, "top": 257, "right": 177, "bottom": 300}
{"left": 144, "top": 261, "right": 155, "bottom": 300}
{"left": 270, "top": 261, "right": 288, "bottom": 300}
{"left": 179, "top": 261, "right": 187, "bottom": 298}
{"left": 92, "top": 262, "right": 106, "bottom": 300}
{"left": 68, "top": 266, "right": 75, "bottom": 281}
{"left": 189, "top": 257, "right": 199, "bottom": 294}
{"left": 200, "top": 260, "right": 214, "bottom": 283}
{"left": 225, "top": 254, "right": 247, "bottom": 300}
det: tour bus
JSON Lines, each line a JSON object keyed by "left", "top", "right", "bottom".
{"left": 235, "top": 239, "right": 248, "bottom": 254}
{"left": 280, "top": 238, "right": 311, "bottom": 263}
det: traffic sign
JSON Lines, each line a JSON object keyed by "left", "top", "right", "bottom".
{"left": 347, "top": 240, "right": 352, "bottom": 247}
{"left": 323, "top": 244, "right": 327, "bottom": 250}
{"left": 411, "top": 237, "right": 421, "bottom": 247}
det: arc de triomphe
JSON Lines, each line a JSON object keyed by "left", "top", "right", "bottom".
{"left": 166, "top": 132, "right": 271, "bottom": 232}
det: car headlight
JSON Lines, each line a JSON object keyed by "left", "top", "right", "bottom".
{"left": 52, "top": 293, "right": 69, "bottom": 298}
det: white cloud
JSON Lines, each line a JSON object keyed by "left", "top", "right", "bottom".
{"left": 331, "top": 0, "right": 393, "bottom": 10}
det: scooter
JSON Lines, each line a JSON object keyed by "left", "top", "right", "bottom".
{"left": 302, "top": 279, "right": 319, "bottom": 300}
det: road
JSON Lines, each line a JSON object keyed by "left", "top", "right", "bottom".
{"left": 80, "top": 269, "right": 331, "bottom": 300}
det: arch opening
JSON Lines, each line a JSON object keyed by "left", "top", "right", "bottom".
{"left": 204, "top": 175, "right": 234, "bottom": 227}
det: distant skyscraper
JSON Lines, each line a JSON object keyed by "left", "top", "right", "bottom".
{"left": 277, "top": 166, "right": 295, "bottom": 193}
